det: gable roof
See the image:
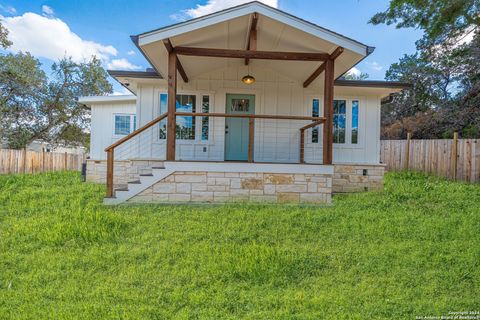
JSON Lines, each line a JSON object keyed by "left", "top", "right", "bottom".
{"left": 131, "top": 1, "right": 374, "bottom": 86}
{"left": 136, "top": 1, "right": 372, "bottom": 56}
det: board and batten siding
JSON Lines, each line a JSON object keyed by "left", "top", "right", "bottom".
{"left": 90, "top": 101, "right": 136, "bottom": 160}
{"left": 134, "top": 65, "right": 382, "bottom": 164}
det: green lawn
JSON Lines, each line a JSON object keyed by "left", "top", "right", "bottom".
{"left": 0, "top": 172, "right": 479, "bottom": 319}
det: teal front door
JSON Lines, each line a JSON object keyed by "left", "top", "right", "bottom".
{"left": 225, "top": 94, "right": 255, "bottom": 161}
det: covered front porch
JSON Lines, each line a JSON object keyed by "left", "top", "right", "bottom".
{"left": 101, "top": 2, "right": 373, "bottom": 203}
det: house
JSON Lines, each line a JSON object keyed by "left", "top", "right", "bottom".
{"left": 79, "top": 1, "right": 409, "bottom": 205}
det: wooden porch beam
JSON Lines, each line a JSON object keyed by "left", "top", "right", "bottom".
{"left": 166, "top": 51, "right": 177, "bottom": 161}
{"left": 174, "top": 46, "right": 330, "bottom": 61}
{"left": 163, "top": 39, "right": 188, "bottom": 83}
{"left": 303, "top": 46, "right": 344, "bottom": 88}
{"left": 323, "top": 58, "right": 334, "bottom": 165}
{"left": 303, "top": 62, "right": 326, "bottom": 88}
{"left": 245, "top": 12, "right": 258, "bottom": 65}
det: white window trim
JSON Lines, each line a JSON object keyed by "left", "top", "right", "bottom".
{"left": 307, "top": 96, "right": 365, "bottom": 149}
{"left": 113, "top": 113, "right": 136, "bottom": 137}
{"left": 155, "top": 91, "right": 214, "bottom": 145}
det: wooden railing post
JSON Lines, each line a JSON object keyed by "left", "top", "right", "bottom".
{"left": 405, "top": 132, "right": 411, "bottom": 170}
{"left": 452, "top": 132, "right": 458, "bottom": 180}
{"left": 248, "top": 117, "right": 254, "bottom": 163}
{"left": 106, "top": 149, "right": 114, "bottom": 198}
{"left": 300, "top": 129, "right": 305, "bottom": 164}
{"left": 166, "top": 51, "right": 177, "bottom": 161}
{"left": 323, "top": 59, "right": 334, "bottom": 165}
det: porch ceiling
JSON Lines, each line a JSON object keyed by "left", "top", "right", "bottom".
{"left": 135, "top": 2, "right": 371, "bottom": 87}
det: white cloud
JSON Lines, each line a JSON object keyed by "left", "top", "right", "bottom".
{"left": 1, "top": 12, "right": 117, "bottom": 62}
{"left": 365, "top": 61, "right": 383, "bottom": 71}
{"left": 0, "top": 4, "right": 16, "bottom": 15}
{"left": 107, "top": 58, "right": 141, "bottom": 70}
{"left": 171, "top": 0, "right": 278, "bottom": 21}
{"left": 41, "top": 5, "right": 54, "bottom": 16}
{"left": 127, "top": 50, "right": 136, "bottom": 56}
{"left": 346, "top": 67, "right": 361, "bottom": 77}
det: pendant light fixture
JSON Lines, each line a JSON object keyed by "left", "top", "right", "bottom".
{"left": 242, "top": 64, "right": 255, "bottom": 84}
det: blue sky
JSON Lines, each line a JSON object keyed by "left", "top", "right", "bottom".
{"left": 0, "top": 0, "right": 423, "bottom": 94}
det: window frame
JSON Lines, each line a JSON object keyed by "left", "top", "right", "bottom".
{"left": 308, "top": 96, "right": 364, "bottom": 148}
{"left": 113, "top": 113, "right": 136, "bottom": 137}
{"left": 156, "top": 91, "right": 213, "bottom": 144}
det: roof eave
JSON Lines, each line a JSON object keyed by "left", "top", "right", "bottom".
{"left": 334, "top": 79, "right": 412, "bottom": 89}
{"left": 135, "top": 1, "right": 370, "bottom": 56}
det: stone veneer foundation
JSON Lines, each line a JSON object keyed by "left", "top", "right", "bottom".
{"left": 86, "top": 161, "right": 385, "bottom": 203}
{"left": 86, "top": 159, "right": 164, "bottom": 188}
{"left": 128, "top": 171, "right": 332, "bottom": 204}
{"left": 333, "top": 164, "right": 385, "bottom": 193}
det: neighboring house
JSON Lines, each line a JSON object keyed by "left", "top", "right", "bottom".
{"left": 1, "top": 139, "right": 86, "bottom": 155}
{"left": 79, "top": 1, "right": 409, "bottom": 205}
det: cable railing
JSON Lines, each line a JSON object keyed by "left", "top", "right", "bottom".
{"left": 104, "top": 111, "right": 325, "bottom": 198}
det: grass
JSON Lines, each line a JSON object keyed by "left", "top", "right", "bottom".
{"left": 0, "top": 171, "right": 479, "bottom": 319}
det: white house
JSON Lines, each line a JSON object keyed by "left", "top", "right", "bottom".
{"left": 79, "top": 1, "right": 409, "bottom": 205}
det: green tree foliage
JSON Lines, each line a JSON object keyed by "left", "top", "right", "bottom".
{"left": 0, "top": 21, "right": 112, "bottom": 149}
{"left": 342, "top": 71, "right": 369, "bottom": 80}
{"left": 372, "top": 1, "right": 480, "bottom": 139}
{"left": 0, "top": 20, "right": 12, "bottom": 49}
{"left": 369, "top": 0, "right": 479, "bottom": 45}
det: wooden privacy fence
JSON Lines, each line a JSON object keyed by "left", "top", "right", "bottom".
{"left": 380, "top": 134, "right": 480, "bottom": 183}
{"left": 0, "top": 149, "right": 86, "bottom": 175}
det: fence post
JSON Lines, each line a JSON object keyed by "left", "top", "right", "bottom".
{"left": 452, "top": 132, "right": 458, "bottom": 180}
{"left": 42, "top": 150, "right": 45, "bottom": 172}
{"left": 405, "top": 132, "right": 411, "bottom": 170}
{"left": 23, "top": 148, "right": 27, "bottom": 174}
{"left": 64, "top": 152, "right": 68, "bottom": 170}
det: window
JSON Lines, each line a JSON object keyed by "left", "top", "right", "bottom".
{"left": 312, "top": 99, "right": 320, "bottom": 143}
{"left": 159, "top": 94, "right": 168, "bottom": 139}
{"left": 231, "top": 99, "right": 249, "bottom": 112}
{"left": 159, "top": 93, "right": 209, "bottom": 141}
{"left": 201, "top": 96, "right": 210, "bottom": 140}
{"left": 176, "top": 95, "right": 196, "bottom": 140}
{"left": 333, "top": 100, "right": 346, "bottom": 143}
{"left": 310, "top": 98, "right": 360, "bottom": 146}
{"left": 351, "top": 100, "right": 359, "bottom": 144}
{"left": 114, "top": 114, "right": 136, "bottom": 135}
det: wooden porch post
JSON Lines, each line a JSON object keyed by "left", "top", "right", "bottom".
{"left": 323, "top": 59, "right": 334, "bottom": 165}
{"left": 166, "top": 51, "right": 177, "bottom": 161}
{"left": 106, "top": 149, "right": 114, "bottom": 197}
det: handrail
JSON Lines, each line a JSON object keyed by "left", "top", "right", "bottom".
{"left": 175, "top": 112, "right": 325, "bottom": 122}
{"left": 300, "top": 120, "right": 325, "bottom": 131}
{"left": 105, "top": 112, "right": 168, "bottom": 197}
{"left": 105, "top": 112, "right": 168, "bottom": 152}
{"left": 299, "top": 120, "right": 324, "bottom": 164}
{"left": 105, "top": 111, "right": 326, "bottom": 197}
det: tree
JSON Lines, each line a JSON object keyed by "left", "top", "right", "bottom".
{"left": 0, "top": 55, "right": 112, "bottom": 148}
{"left": 381, "top": 31, "right": 480, "bottom": 139}
{"left": 371, "top": 0, "right": 480, "bottom": 139}
{"left": 0, "top": 20, "right": 12, "bottom": 49}
{"left": 369, "top": 0, "right": 479, "bottom": 46}
{"left": 0, "top": 20, "right": 112, "bottom": 149}
{"left": 342, "top": 71, "right": 369, "bottom": 80}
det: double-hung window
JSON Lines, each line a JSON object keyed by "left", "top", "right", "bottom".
{"left": 159, "top": 93, "right": 210, "bottom": 141}
{"left": 310, "top": 98, "right": 360, "bottom": 145}
{"left": 114, "top": 114, "right": 136, "bottom": 135}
